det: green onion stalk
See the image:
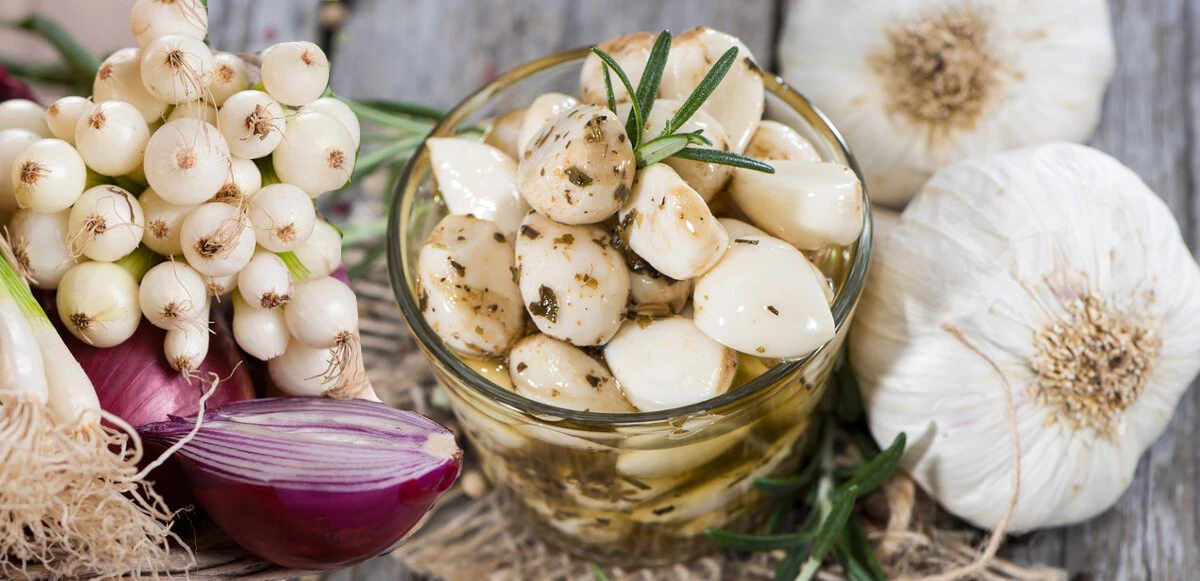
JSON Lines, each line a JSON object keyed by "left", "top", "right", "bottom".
{"left": 0, "top": 238, "right": 182, "bottom": 578}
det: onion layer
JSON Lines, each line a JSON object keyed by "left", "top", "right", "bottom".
{"left": 139, "top": 397, "right": 461, "bottom": 569}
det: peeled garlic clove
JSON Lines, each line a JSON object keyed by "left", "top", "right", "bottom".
{"left": 744, "top": 120, "right": 821, "bottom": 162}
{"left": 518, "top": 93, "right": 579, "bottom": 157}
{"left": 482, "top": 107, "right": 526, "bottom": 161}
{"left": 604, "top": 315, "right": 738, "bottom": 411}
{"left": 616, "top": 425, "right": 749, "bottom": 479}
{"left": 717, "top": 217, "right": 768, "bottom": 239}
{"left": 694, "top": 235, "right": 834, "bottom": 358}
{"left": 778, "top": 1, "right": 1115, "bottom": 207}
{"left": 621, "top": 163, "right": 728, "bottom": 280}
{"left": 427, "top": 137, "right": 530, "bottom": 235}
{"left": 417, "top": 214, "right": 525, "bottom": 358}
{"left": 518, "top": 105, "right": 635, "bottom": 225}
{"left": 579, "top": 32, "right": 657, "bottom": 106}
{"left": 507, "top": 334, "right": 634, "bottom": 413}
{"left": 515, "top": 211, "right": 630, "bottom": 346}
{"left": 619, "top": 99, "right": 733, "bottom": 202}
{"left": 729, "top": 160, "right": 863, "bottom": 250}
{"left": 629, "top": 268, "right": 691, "bottom": 314}
{"left": 660, "top": 27, "right": 765, "bottom": 154}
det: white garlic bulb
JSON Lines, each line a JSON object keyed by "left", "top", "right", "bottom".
{"left": 850, "top": 143, "right": 1200, "bottom": 532}
{"left": 778, "top": 0, "right": 1115, "bottom": 207}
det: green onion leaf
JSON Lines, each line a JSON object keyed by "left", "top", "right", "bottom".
{"left": 811, "top": 484, "right": 857, "bottom": 560}
{"left": 635, "top": 134, "right": 693, "bottom": 168}
{"left": 705, "top": 528, "right": 815, "bottom": 552}
{"left": 601, "top": 63, "right": 618, "bottom": 118}
{"left": 591, "top": 564, "right": 610, "bottom": 581}
{"left": 628, "top": 30, "right": 672, "bottom": 144}
{"left": 672, "top": 147, "right": 775, "bottom": 173}
{"left": 589, "top": 46, "right": 642, "bottom": 148}
{"left": 839, "top": 432, "right": 905, "bottom": 497}
{"left": 660, "top": 45, "right": 738, "bottom": 137}
{"left": 12, "top": 15, "right": 99, "bottom": 81}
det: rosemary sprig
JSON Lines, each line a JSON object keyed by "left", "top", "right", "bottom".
{"left": 705, "top": 363, "right": 906, "bottom": 581}
{"left": 590, "top": 30, "right": 774, "bottom": 174}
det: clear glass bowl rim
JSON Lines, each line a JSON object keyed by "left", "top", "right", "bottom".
{"left": 386, "top": 46, "right": 873, "bottom": 428}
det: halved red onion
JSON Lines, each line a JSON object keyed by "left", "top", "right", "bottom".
{"left": 139, "top": 397, "right": 461, "bottom": 569}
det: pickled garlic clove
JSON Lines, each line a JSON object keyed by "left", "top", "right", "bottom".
{"left": 507, "top": 334, "right": 634, "bottom": 413}
{"left": 481, "top": 107, "right": 527, "bottom": 161}
{"left": 578, "top": 32, "right": 658, "bottom": 106}
{"left": 744, "top": 120, "right": 821, "bottom": 162}
{"left": 618, "top": 99, "right": 733, "bottom": 202}
{"left": 604, "top": 315, "right": 738, "bottom": 411}
{"left": 693, "top": 234, "right": 834, "bottom": 359}
{"left": 621, "top": 163, "right": 728, "bottom": 280}
{"left": 517, "top": 104, "right": 635, "bottom": 225}
{"left": 628, "top": 268, "right": 691, "bottom": 314}
{"left": 514, "top": 211, "right": 630, "bottom": 347}
{"left": 728, "top": 160, "right": 864, "bottom": 250}
{"left": 717, "top": 217, "right": 768, "bottom": 239}
{"left": 518, "top": 93, "right": 579, "bottom": 158}
{"left": 660, "top": 27, "right": 765, "bottom": 154}
{"left": 417, "top": 214, "right": 525, "bottom": 358}
{"left": 427, "top": 137, "right": 530, "bottom": 236}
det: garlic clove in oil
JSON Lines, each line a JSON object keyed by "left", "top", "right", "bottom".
{"left": 507, "top": 333, "right": 634, "bottom": 413}
{"left": 728, "top": 160, "right": 864, "bottom": 251}
{"left": 517, "top": 105, "right": 635, "bottom": 225}
{"left": 514, "top": 211, "right": 630, "bottom": 347}
{"left": 482, "top": 107, "right": 527, "bottom": 161}
{"left": 618, "top": 99, "right": 734, "bottom": 202}
{"left": 578, "top": 32, "right": 657, "bottom": 106}
{"left": 621, "top": 163, "right": 729, "bottom": 280}
{"left": 629, "top": 268, "right": 692, "bottom": 314}
{"left": 778, "top": 0, "right": 1115, "bottom": 207}
{"left": 660, "top": 27, "right": 765, "bottom": 155}
{"left": 417, "top": 214, "right": 525, "bottom": 358}
{"left": 518, "top": 92, "right": 579, "bottom": 157}
{"left": 744, "top": 120, "right": 821, "bottom": 162}
{"left": 426, "top": 137, "right": 530, "bottom": 235}
{"left": 717, "top": 217, "right": 768, "bottom": 239}
{"left": 851, "top": 143, "right": 1200, "bottom": 532}
{"left": 693, "top": 235, "right": 835, "bottom": 359}
{"left": 604, "top": 315, "right": 738, "bottom": 411}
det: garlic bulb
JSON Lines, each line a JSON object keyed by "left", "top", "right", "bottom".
{"left": 778, "top": 0, "right": 1115, "bottom": 207}
{"left": 850, "top": 143, "right": 1200, "bottom": 532}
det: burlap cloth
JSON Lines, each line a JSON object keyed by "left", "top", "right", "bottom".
{"left": 346, "top": 250, "right": 1067, "bottom": 581}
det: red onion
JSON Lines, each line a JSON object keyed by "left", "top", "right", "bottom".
{"left": 64, "top": 317, "right": 255, "bottom": 428}
{"left": 139, "top": 397, "right": 462, "bottom": 569}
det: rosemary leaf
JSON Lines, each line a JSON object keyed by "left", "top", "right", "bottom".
{"left": 766, "top": 491, "right": 799, "bottom": 534}
{"left": 835, "top": 545, "right": 879, "bottom": 581}
{"left": 811, "top": 484, "right": 858, "bottom": 559}
{"left": 589, "top": 46, "right": 642, "bottom": 148}
{"left": 839, "top": 516, "right": 887, "bottom": 581}
{"left": 351, "top": 137, "right": 422, "bottom": 182}
{"left": 673, "top": 147, "right": 775, "bottom": 173}
{"left": 835, "top": 364, "right": 864, "bottom": 423}
{"left": 660, "top": 45, "right": 738, "bottom": 137}
{"left": 345, "top": 99, "right": 436, "bottom": 135}
{"left": 12, "top": 15, "right": 99, "bottom": 80}
{"left": 753, "top": 461, "right": 817, "bottom": 496}
{"left": 705, "top": 528, "right": 814, "bottom": 552}
{"left": 347, "top": 241, "right": 386, "bottom": 279}
{"left": 602, "top": 63, "right": 618, "bottom": 118}
{"left": 351, "top": 99, "right": 445, "bottom": 121}
{"left": 635, "top": 134, "right": 693, "bottom": 168}
{"left": 773, "top": 547, "right": 807, "bottom": 581}
{"left": 839, "top": 432, "right": 905, "bottom": 498}
{"left": 628, "top": 30, "right": 672, "bottom": 144}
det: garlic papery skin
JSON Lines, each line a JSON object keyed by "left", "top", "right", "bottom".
{"left": 778, "top": 0, "right": 1115, "bottom": 208}
{"left": 427, "top": 137, "right": 530, "bottom": 236}
{"left": 728, "top": 160, "right": 864, "bottom": 251}
{"left": 849, "top": 143, "right": 1200, "bottom": 533}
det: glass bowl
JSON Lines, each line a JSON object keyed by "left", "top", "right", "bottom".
{"left": 386, "top": 46, "right": 872, "bottom": 566}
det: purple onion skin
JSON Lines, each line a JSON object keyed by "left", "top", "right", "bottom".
{"left": 182, "top": 460, "right": 458, "bottom": 569}
{"left": 65, "top": 317, "right": 255, "bottom": 428}
{"left": 332, "top": 265, "right": 350, "bottom": 285}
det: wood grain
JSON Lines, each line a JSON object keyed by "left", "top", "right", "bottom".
{"left": 327, "top": 0, "right": 778, "bottom": 107}
{"left": 207, "top": 0, "right": 321, "bottom": 53}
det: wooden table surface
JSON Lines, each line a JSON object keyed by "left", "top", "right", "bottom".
{"left": 210, "top": 0, "right": 1198, "bottom": 579}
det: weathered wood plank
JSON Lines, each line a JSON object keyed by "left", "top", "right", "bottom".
{"left": 207, "top": 0, "right": 321, "bottom": 54}
{"left": 328, "top": 0, "right": 778, "bottom": 107}
{"left": 1063, "top": 0, "right": 1195, "bottom": 579}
